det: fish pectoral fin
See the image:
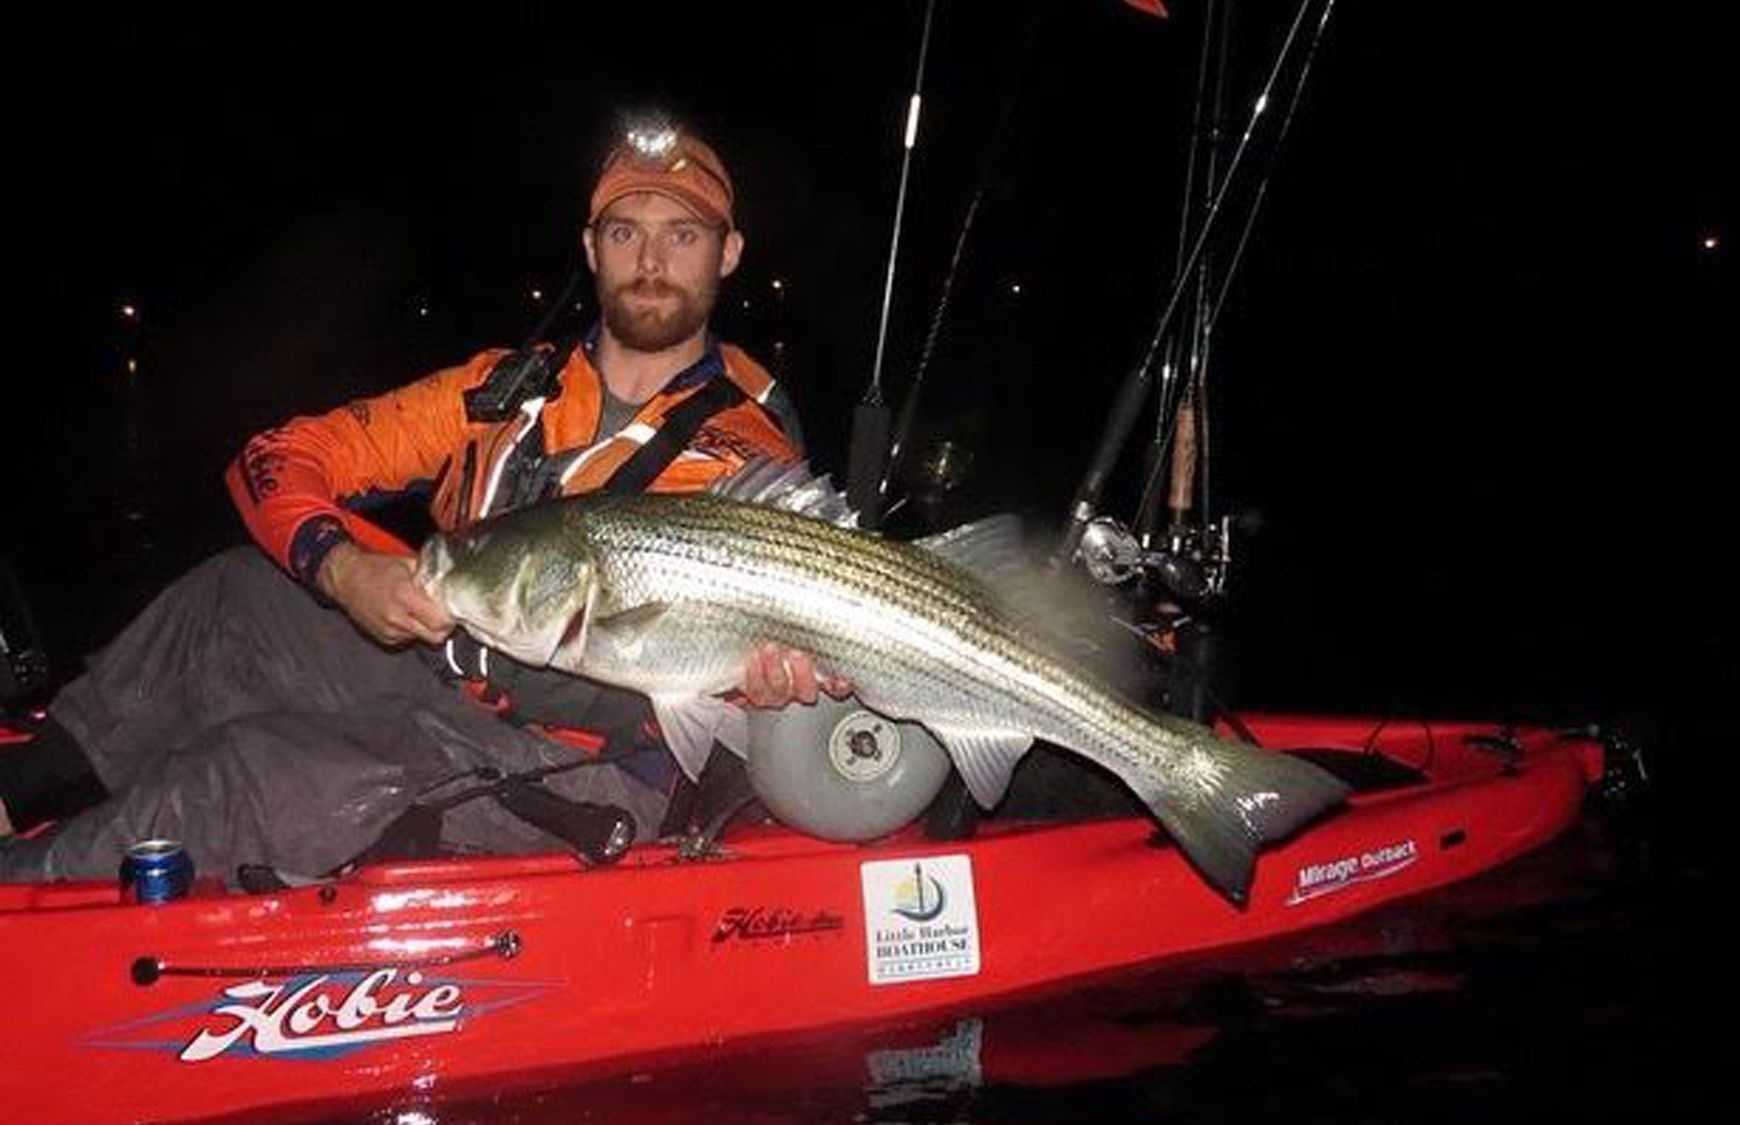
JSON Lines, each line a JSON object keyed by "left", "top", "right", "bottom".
{"left": 593, "top": 601, "right": 671, "bottom": 631}
{"left": 924, "top": 723, "right": 1034, "bottom": 809}
{"left": 584, "top": 601, "right": 671, "bottom": 663}
{"left": 547, "top": 579, "right": 599, "bottom": 670}
{"left": 650, "top": 693, "right": 750, "bottom": 782}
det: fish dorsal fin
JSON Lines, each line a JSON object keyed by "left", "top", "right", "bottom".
{"left": 912, "top": 516, "right": 1030, "bottom": 589}
{"left": 917, "top": 519, "right": 1117, "bottom": 650}
{"left": 709, "top": 457, "right": 858, "bottom": 527}
{"left": 923, "top": 722, "right": 1035, "bottom": 808}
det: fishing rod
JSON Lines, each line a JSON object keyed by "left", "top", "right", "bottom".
{"left": 1053, "top": 0, "right": 1324, "bottom": 575}
{"left": 849, "top": 0, "right": 939, "bottom": 528}
{"left": 1137, "top": 0, "right": 1237, "bottom": 546}
{"left": 875, "top": 0, "right": 1046, "bottom": 518}
{"left": 1205, "top": 0, "right": 1339, "bottom": 330}
{"left": 1128, "top": 0, "right": 1339, "bottom": 545}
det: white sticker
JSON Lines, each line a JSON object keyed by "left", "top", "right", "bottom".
{"left": 860, "top": 854, "right": 981, "bottom": 985}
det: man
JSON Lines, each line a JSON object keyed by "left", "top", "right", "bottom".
{"left": 0, "top": 123, "right": 837, "bottom": 880}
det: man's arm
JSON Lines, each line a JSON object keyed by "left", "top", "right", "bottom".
{"left": 226, "top": 354, "right": 499, "bottom": 643}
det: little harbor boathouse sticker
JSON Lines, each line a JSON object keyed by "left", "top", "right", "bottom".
{"left": 860, "top": 855, "right": 981, "bottom": 985}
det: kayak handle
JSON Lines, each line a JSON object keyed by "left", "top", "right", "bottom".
{"left": 130, "top": 929, "right": 522, "bottom": 987}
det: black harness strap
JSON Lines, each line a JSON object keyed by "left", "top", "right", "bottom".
{"left": 603, "top": 375, "right": 748, "bottom": 495}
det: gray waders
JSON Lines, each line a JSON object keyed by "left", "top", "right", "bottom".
{"left": 0, "top": 548, "right": 669, "bottom": 883}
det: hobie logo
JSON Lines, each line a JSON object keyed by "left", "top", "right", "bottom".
{"left": 179, "top": 969, "right": 462, "bottom": 1061}
{"left": 890, "top": 863, "right": 948, "bottom": 922}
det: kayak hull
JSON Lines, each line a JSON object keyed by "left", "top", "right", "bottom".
{"left": 0, "top": 715, "right": 1601, "bottom": 1124}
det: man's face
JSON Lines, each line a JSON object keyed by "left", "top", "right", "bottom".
{"left": 583, "top": 192, "right": 743, "bottom": 352}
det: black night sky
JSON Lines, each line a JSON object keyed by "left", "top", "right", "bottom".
{"left": 5, "top": 3, "right": 1731, "bottom": 751}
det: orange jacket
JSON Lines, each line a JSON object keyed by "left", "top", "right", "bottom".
{"left": 228, "top": 340, "right": 798, "bottom": 584}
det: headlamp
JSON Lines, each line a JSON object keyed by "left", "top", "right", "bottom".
{"left": 622, "top": 116, "right": 680, "bottom": 166}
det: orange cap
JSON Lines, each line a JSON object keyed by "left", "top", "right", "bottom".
{"left": 588, "top": 130, "right": 735, "bottom": 230}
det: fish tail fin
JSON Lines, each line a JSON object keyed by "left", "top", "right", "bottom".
{"left": 1143, "top": 746, "right": 1350, "bottom": 908}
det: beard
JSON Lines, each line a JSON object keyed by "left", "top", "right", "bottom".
{"left": 598, "top": 276, "right": 717, "bottom": 352}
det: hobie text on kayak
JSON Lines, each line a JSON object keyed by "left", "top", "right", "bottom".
{"left": 711, "top": 906, "right": 846, "bottom": 944}
{"left": 178, "top": 969, "right": 463, "bottom": 1062}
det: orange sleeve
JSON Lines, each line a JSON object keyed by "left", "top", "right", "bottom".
{"left": 226, "top": 351, "right": 505, "bottom": 579}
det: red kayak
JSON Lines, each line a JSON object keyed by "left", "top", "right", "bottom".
{"left": 0, "top": 714, "right": 1604, "bottom": 1124}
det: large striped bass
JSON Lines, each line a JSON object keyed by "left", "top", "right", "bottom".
{"left": 415, "top": 462, "right": 1348, "bottom": 904}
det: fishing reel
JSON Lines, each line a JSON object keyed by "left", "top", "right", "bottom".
{"left": 1074, "top": 517, "right": 1236, "bottom": 725}
{"left": 1075, "top": 515, "right": 1232, "bottom": 602}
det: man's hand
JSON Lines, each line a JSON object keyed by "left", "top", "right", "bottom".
{"left": 740, "top": 642, "right": 852, "bottom": 708}
{"left": 318, "top": 542, "right": 455, "bottom": 647}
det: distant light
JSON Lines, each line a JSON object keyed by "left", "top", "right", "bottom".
{"left": 126, "top": 357, "right": 138, "bottom": 374}
{"left": 417, "top": 305, "right": 429, "bottom": 318}
{"left": 771, "top": 278, "right": 784, "bottom": 291}
{"left": 530, "top": 288, "right": 543, "bottom": 302}
{"left": 1703, "top": 234, "right": 1720, "bottom": 251}
{"left": 120, "top": 304, "right": 138, "bottom": 320}
{"left": 742, "top": 299, "right": 751, "bottom": 309}
{"left": 1009, "top": 282, "right": 1022, "bottom": 295}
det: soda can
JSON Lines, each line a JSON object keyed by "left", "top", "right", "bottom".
{"left": 120, "top": 839, "right": 194, "bottom": 904}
